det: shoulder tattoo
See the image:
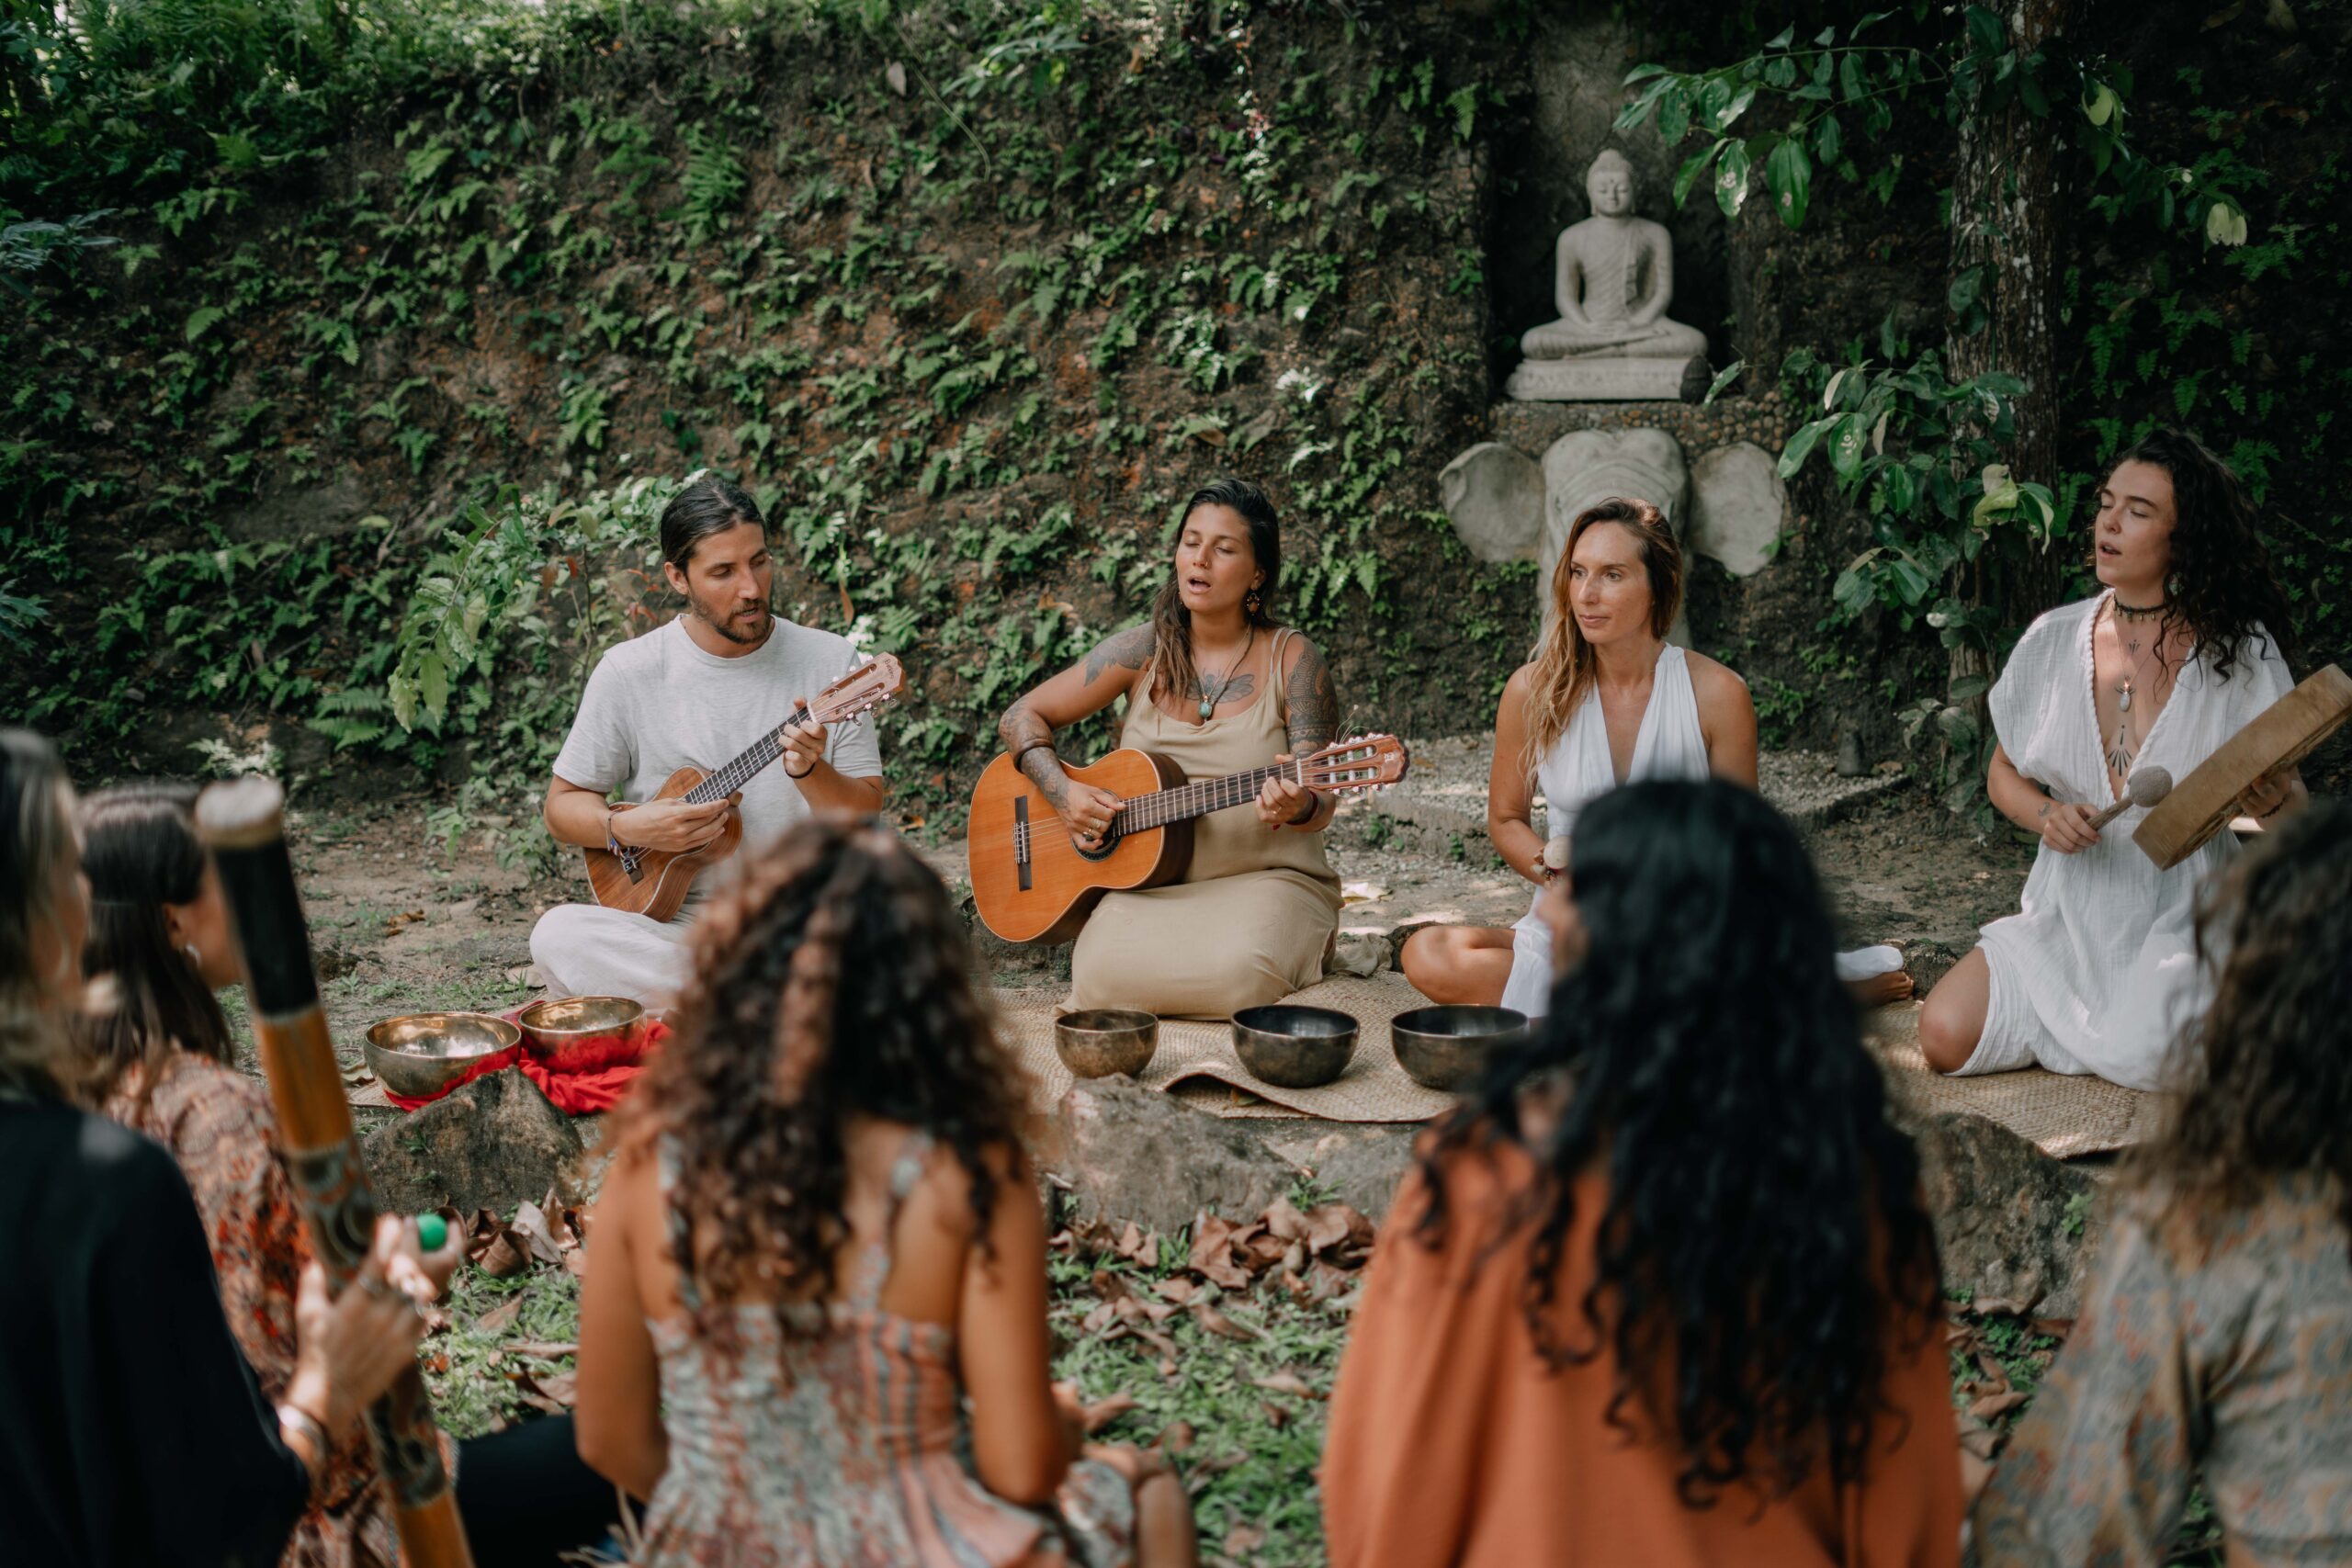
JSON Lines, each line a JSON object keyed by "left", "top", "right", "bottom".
{"left": 1285, "top": 637, "right": 1339, "bottom": 755}
{"left": 1082, "top": 624, "right": 1156, "bottom": 689}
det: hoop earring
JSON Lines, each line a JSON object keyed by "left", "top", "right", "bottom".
{"left": 1244, "top": 589, "right": 1262, "bottom": 617}
{"left": 182, "top": 942, "right": 204, "bottom": 970}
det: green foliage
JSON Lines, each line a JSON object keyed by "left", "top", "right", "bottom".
{"left": 1618, "top": 10, "right": 2245, "bottom": 249}
{"left": 5, "top": 0, "right": 1506, "bottom": 823}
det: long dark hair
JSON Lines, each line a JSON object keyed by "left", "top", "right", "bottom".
{"left": 1417, "top": 780, "right": 1940, "bottom": 1506}
{"left": 0, "top": 728, "right": 76, "bottom": 1100}
{"left": 628, "top": 815, "right": 1031, "bottom": 1329}
{"left": 1145, "top": 477, "right": 1282, "bottom": 708}
{"left": 2135, "top": 800, "right": 2352, "bottom": 1245}
{"left": 660, "top": 475, "right": 764, "bottom": 571}
{"left": 2108, "top": 427, "right": 2294, "bottom": 683}
{"left": 75, "top": 783, "right": 235, "bottom": 1107}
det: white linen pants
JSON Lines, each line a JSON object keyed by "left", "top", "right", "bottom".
{"left": 529, "top": 903, "right": 696, "bottom": 1008}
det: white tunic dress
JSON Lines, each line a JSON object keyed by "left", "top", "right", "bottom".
{"left": 1500, "top": 645, "right": 1711, "bottom": 1017}
{"left": 1964, "top": 593, "right": 2293, "bottom": 1089}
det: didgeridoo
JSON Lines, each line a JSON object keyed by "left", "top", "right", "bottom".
{"left": 196, "top": 777, "right": 475, "bottom": 1568}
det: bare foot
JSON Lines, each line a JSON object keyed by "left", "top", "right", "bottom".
{"left": 1846, "top": 969, "right": 1916, "bottom": 1010}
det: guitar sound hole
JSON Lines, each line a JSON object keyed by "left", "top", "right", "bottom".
{"left": 1073, "top": 826, "right": 1123, "bottom": 863}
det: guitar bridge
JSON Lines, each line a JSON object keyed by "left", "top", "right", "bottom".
{"left": 620, "top": 851, "right": 644, "bottom": 884}
{"left": 1013, "top": 796, "right": 1032, "bottom": 891}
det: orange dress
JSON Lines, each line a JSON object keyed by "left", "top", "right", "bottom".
{"left": 1322, "top": 1143, "right": 1962, "bottom": 1568}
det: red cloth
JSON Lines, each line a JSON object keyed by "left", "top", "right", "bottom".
{"left": 381, "top": 1019, "right": 669, "bottom": 1115}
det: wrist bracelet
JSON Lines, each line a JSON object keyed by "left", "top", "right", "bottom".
{"left": 1287, "top": 793, "right": 1320, "bottom": 828}
{"left": 1011, "top": 738, "right": 1057, "bottom": 773}
{"left": 605, "top": 811, "right": 622, "bottom": 856}
{"left": 277, "top": 1402, "right": 330, "bottom": 1492}
{"left": 785, "top": 756, "right": 816, "bottom": 780}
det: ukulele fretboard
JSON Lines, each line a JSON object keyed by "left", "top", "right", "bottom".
{"left": 684, "top": 705, "right": 814, "bottom": 804}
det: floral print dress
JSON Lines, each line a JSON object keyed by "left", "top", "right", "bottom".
{"left": 107, "top": 1052, "right": 422, "bottom": 1568}
{"left": 639, "top": 1132, "right": 1136, "bottom": 1567}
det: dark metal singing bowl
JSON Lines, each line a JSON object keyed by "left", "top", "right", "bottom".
{"left": 515, "top": 994, "right": 645, "bottom": 1061}
{"left": 1389, "top": 1005, "right": 1529, "bottom": 1091}
{"left": 1054, "top": 1009, "right": 1159, "bottom": 1079}
{"left": 363, "top": 1011, "right": 521, "bottom": 1100}
{"left": 1230, "top": 1004, "right": 1358, "bottom": 1089}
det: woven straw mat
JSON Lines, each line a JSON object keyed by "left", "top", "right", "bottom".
{"left": 1867, "top": 1002, "right": 2161, "bottom": 1159}
{"left": 999, "top": 970, "right": 1458, "bottom": 1124}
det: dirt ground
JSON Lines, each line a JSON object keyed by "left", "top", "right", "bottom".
{"left": 278, "top": 749, "right": 2037, "bottom": 1133}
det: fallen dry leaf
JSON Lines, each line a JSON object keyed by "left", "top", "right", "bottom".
{"left": 1191, "top": 1300, "right": 1261, "bottom": 1342}
{"left": 1114, "top": 1222, "right": 1157, "bottom": 1267}
{"left": 1969, "top": 1391, "right": 2030, "bottom": 1421}
{"left": 1081, "top": 1393, "right": 1137, "bottom": 1433}
{"left": 1221, "top": 1523, "right": 1267, "bottom": 1555}
{"left": 504, "top": 1340, "right": 578, "bottom": 1360}
{"left": 477, "top": 1296, "right": 526, "bottom": 1334}
{"left": 476, "top": 1231, "right": 530, "bottom": 1279}
{"left": 510, "top": 1201, "right": 564, "bottom": 1266}
{"left": 1250, "top": 1371, "right": 1320, "bottom": 1400}
{"left": 1157, "top": 1421, "right": 1195, "bottom": 1455}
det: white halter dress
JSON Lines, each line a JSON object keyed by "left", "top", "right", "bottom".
{"left": 1499, "top": 645, "right": 1711, "bottom": 1018}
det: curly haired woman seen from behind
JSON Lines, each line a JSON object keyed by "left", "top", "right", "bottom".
{"left": 1973, "top": 799, "right": 2352, "bottom": 1563}
{"left": 575, "top": 814, "right": 1195, "bottom": 1568}
{"left": 1324, "top": 779, "right": 1959, "bottom": 1568}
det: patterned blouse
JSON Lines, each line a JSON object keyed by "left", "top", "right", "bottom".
{"left": 1970, "top": 1176, "right": 2352, "bottom": 1566}
{"left": 107, "top": 1052, "right": 405, "bottom": 1568}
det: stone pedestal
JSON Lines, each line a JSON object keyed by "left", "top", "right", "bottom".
{"left": 1506, "top": 355, "right": 1691, "bottom": 403}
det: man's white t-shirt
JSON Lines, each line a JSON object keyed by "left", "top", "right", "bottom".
{"left": 551, "top": 615, "right": 884, "bottom": 911}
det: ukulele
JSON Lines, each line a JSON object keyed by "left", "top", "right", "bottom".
{"left": 583, "top": 653, "right": 906, "bottom": 920}
{"left": 966, "top": 734, "right": 1410, "bottom": 943}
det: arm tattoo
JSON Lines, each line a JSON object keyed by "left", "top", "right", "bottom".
{"left": 1082, "top": 623, "right": 1156, "bottom": 689}
{"left": 1001, "top": 700, "right": 1068, "bottom": 805}
{"left": 1285, "top": 637, "right": 1340, "bottom": 757}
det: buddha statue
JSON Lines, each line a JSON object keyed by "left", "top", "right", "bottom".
{"left": 1507, "top": 150, "right": 1709, "bottom": 402}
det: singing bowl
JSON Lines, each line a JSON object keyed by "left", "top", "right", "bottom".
{"left": 516, "top": 995, "right": 645, "bottom": 1061}
{"left": 1390, "top": 1005, "right": 1529, "bottom": 1091}
{"left": 1231, "top": 1004, "right": 1358, "bottom": 1089}
{"left": 363, "top": 1012, "right": 522, "bottom": 1100}
{"left": 1054, "top": 1009, "right": 1159, "bottom": 1079}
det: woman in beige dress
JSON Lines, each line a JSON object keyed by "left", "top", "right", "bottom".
{"left": 997, "top": 479, "right": 1342, "bottom": 1017}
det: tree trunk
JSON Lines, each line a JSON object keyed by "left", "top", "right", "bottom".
{"left": 1946, "top": 0, "right": 2071, "bottom": 718}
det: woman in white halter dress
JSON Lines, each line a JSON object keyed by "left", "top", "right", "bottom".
{"left": 1403, "top": 499, "right": 1766, "bottom": 1015}
{"left": 1498, "top": 642, "right": 1710, "bottom": 1014}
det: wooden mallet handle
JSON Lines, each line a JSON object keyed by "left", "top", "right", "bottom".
{"left": 2084, "top": 767, "right": 2173, "bottom": 833}
{"left": 196, "top": 778, "right": 475, "bottom": 1568}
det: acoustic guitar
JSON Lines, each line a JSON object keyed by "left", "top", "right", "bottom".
{"left": 582, "top": 653, "right": 905, "bottom": 921}
{"left": 966, "top": 733, "right": 1410, "bottom": 943}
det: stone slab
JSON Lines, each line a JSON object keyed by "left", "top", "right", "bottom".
{"left": 1508, "top": 356, "right": 1690, "bottom": 402}
{"left": 1686, "top": 441, "right": 1788, "bottom": 577}
{"left": 1438, "top": 442, "right": 1544, "bottom": 563}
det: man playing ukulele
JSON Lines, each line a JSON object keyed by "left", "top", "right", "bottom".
{"left": 530, "top": 477, "right": 885, "bottom": 1005}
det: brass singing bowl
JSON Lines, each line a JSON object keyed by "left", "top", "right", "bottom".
{"left": 1230, "top": 1004, "right": 1358, "bottom": 1089}
{"left": 363, "top": 1012, "right": 522, "bottom": 1100}
{"left": 515, "top": 995, "right": 646, "bottom": 1061}
{"left": 1390, "top": 1004, "right": 1529, "bottom": 1092}
{"left": 1054, "top": 1009, "right": 1159, "bottom": 1079}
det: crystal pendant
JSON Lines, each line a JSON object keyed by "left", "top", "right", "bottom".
{"left": 1199, "top": 698, "right": 1214, "bottom": 720}
{"left": 2118, "top": 684, "right": 2133, "bottom": 713}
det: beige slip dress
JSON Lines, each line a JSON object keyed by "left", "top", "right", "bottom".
{"left": 1067, "top": 627, "right": 1342, "bottom": 1019}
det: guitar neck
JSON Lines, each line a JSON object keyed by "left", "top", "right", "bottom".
{"left": 683, "top": 703, "right": 813, "bottom": 804}
{"left": 1116, "top": 760, "right": 1305, "bottom": 830}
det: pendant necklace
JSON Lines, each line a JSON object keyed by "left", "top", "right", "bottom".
{"left": 1195, "top": 624, "right": 1256, "bottom": 722}
{"left": 2106, "top": 595, "right": 2168, "bottom": 779}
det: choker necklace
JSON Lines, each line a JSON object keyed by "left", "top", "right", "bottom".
{"left": 2113, "top": 595, "right": 2171, "bottom": 622}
